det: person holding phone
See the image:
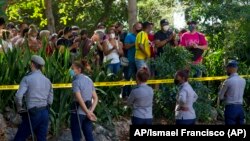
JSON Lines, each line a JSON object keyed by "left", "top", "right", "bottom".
{"left": 70, "top": 61, "right": 98, "bottom": 141}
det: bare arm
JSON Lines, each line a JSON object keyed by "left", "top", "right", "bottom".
{"left": 69, "top": 42, "right": 78, "bottom": 51}
{"left": 96, "top": 41, "right": 103, "bottom": 51}
{"left": 117, "top": 42, "right": 124, "bottom": 56}
{"left": 124, "top": 43, "right": 135, "bottom": 49}
{"left": 155, "top": 39, "right": 168, "bottom": 48}
{"left": 198, "top": 45, "right": 208, "bottom": 50}
{"left": 47, "top": 83, "right": 54, "bottom": 105}
{"left": 90, "top": 91, "right": 98, "bottom": 112}
{"left": 103, "top": 41, "right": 115, "bottom": 55}
{"left": 138, "top": 44, "right": 149, "bottom": 57}
{"left": 218, "top": 81, "right": 228, "bottom": 100}
{"left": 75, "top": 92, "right": 90, "bottom": 114}
{"left": 73, "top": 80, "right": 96, "bottom": 121}
{"left": 155, "top": 33, "right": 174, "bottom": 48}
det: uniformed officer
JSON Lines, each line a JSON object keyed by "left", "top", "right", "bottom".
{"left": 127, "top": 67, "right": 154, "bottom": 125}
{"left": 219, "top": 60, "right": 246, "bottom": 125}
{"left": 14, "top": 55, "right": 53, "bottom": 141}
{"left": 70, "top": 61, "right": 98, "bottom": 141}
{"left": 174, "top": 70, "right": 198, "bottom": 125}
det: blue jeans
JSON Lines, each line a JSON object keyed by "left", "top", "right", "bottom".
{"left": 135, "top": 59, "right": 147, "bottom": 70}
{"left": 225, "top": 104, "right": 244, "bottom": 125}
{"left": 71, "top": 113, "right": 94, "bottom": 141}
{"left": 108, "top": 62, "right": 121, "bottom": 74}
{"left": 132, "top": 116, "right": 152, "bottom": 125}
{"left": 14, "top": 109, "right": 49, "bottom": 141}
{"left": 176, "top": 119, "right": 196, "bottom": 125}
{"left": 122, "top": 62, "right": 137, "bottom": 98}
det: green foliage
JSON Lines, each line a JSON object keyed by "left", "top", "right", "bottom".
{"left": 151, "top": 45, "right": 215, "bottom": 123}
{"left": 153, "top": 86, "right": 177, "bottom": 122}
{"left": 0, "top": 1, "right": 6, "bottom": 16}
{"left": 149, "top": 45, "right": 192, "bottom": 79}
{"left": 185, "top": 0, "right": 250, "bottom": 123}
{"left": 204, "top": 49, "right": 225, "bottom": 76}
{"left": 191, "top": 81, "right": 214, "bottom": 122}
{"left": 6, "top": 0, "right": 128, "bottom": 31}
{"left": 6, "top": 0, "right": 47, "bottom": 27}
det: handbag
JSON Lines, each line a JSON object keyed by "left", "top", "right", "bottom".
{"left": 120, "top": 56, "right": 129, "bottom": 67}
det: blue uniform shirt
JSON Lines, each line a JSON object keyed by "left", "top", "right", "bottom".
{"left": 72, "top": 74, "right": 96, "bottom": 115}
{"left": 124, "top": 33, "right": 136, "bottom": 62}
{"left": 15, "top": 70, "right": 54, "bottom": 109}
{"left": 219, "top": 73, "right": 246, "bottom": 105}
{"left": 127, "top": 83, "right": 154, "bottom": 119}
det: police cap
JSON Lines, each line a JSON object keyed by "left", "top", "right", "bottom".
{"left": 31, "top": 55, "right": 45, "bottom": 66}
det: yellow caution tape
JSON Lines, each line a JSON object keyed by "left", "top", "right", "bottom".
{"left": 0, "top": 75, "right": 249, "bottom": 90}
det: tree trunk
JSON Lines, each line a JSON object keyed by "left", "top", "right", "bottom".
{"left": 128, "top": 0, "right": 137, "bottom": 32}
{"left": 44, "top": 0, "right": 55, "bottom": 33}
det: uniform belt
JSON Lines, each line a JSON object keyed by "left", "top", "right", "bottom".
{"left": 29, "top": 106, "right": 48, "bottom": 113}
{"left": 226, "top": 104, "right": 242, "bottom": 106}
{"left": 177, "top": 107, "right": 189, "bottom": 111}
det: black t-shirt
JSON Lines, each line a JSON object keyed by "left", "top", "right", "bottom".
{"left": 56, "top": 37, "right": 76, "bottom": 53}
{"left": 154, "top": 30, "right": 174, "bottom": 56}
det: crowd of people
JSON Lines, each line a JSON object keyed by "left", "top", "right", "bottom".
{"left": 0, "top": 17, "right": 209, "bottom": 97}
{"left": 0, "top": 16, "right": 247, "bottom": 141}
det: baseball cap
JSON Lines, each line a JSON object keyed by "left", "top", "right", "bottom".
{"left": 187, "top": 20, "right": 198, "bottom": 25}
{"left": 160, "top": 19, "right": 169, "bottom": 26}
{"left": 226, "top": 60, "right": 238, "bottom": 68}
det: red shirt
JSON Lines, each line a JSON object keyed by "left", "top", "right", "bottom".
{"left": 148, "top": 33, "right": 155, "bottom": 58}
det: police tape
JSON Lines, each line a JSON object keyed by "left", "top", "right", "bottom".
{"left": 0, "top": 75, "right": 249, "bottom": 90}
